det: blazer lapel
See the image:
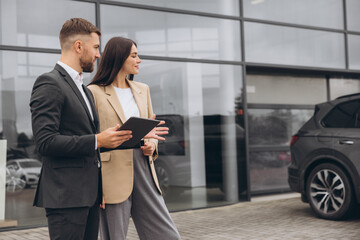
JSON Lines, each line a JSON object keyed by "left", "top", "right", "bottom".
{"left": 105, "top": 85, "right": 127, "bottom": 124}
{"left": 127, "top": 79, "right": 147, "bottom": 118}
{"left": 83, "top": 86, "right": 100, "bottom": 131}
{"left": 54, "top": 64, "right": 97, "bottom": 131}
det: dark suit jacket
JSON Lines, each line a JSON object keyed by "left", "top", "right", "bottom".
{"left": 30, "top": 64, "right": 101, "bottom": 209}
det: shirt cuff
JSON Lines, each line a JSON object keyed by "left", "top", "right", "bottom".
{"left": 95, "top": 135, "right": 98, "bottom": 150}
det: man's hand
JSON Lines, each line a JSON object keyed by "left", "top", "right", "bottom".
{"left": 141, "top": 142, "right": 156, "bottom": 156}
{"left": 96, "top": 124, "right": 132, "bottom": 148}
{"left": 144, "top": 114, "right": 169, "bottom": 141}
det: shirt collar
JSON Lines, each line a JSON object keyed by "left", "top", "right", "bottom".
{"left": 57, "top": 61, "right": 83, "bottom": 85}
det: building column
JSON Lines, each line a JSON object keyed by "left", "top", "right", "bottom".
{"left": 0, "top": 0, "right": 18, "bottom": 148}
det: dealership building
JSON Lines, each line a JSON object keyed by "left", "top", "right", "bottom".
{"left": 0, "top": 0, "right": 360, "bottom": 228}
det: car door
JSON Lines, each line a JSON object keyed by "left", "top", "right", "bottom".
{"left": 320, "top": 99, "right": 360, "bottom": 174}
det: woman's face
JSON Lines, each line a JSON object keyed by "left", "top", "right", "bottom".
{"left": 122, "top": 44, "right": 141, "bottom": 75}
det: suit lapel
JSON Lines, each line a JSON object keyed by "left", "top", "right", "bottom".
{"left": 54, "top": 64, "right": 97, "bottom": 131}
{"left": 83, "top": 86, "right": 100, "bottom": 131}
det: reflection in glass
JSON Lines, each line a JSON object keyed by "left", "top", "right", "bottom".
{"left": 348, "top": 35, "right": 360, "bottom": 70}
{"left": 245, "top": 22, "right": 345, "bottom": 68}
{"left": 100, "top": 5, "right": 241, "bottom": 61}
{"left": 249, "top": 150, "right": 291, "bottom": 193}
{"left": 246, "top": 74, "right": 327, "bottom": 105}
{"left": 110, "top": 0, "right": 239, "bottom": 16}
{"left": 248, "top": 108, "right": 313, "bottom": 193}
{"left": 0, "top": 0, "right": 95, "bottom": 48}
{"left": 0, "top": 50, "right": 96, "bottom": 227}
{"left": 248, "top": 109, "right": 314, "bottom": 146}
{"left": 134, "top": 60, "right": 245, "bottom": 209}
{"left": 329, "top": 78, "right": 360, "bottom": 99}
{"left": 1, "top": 50, "right": 63, "bottom": 226}
{"left": 346, "top": 0, "right": 360, "bottom": 31}
{"left": 243, "top": 0, "right": 343, "bottom": 29}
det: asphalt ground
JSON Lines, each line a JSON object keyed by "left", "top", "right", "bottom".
{"left": 1, "top": 193, "right": 360, "bottom": 240}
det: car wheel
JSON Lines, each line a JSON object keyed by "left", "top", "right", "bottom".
{"left": 21, "top": 176, "right": 29, "bottom": 188}
{"left": 155, "top": 164, "right": 170, "bottom": 196}
{"left": 306, "top": 163, "right": 354, "bottom": 220}
{"left": 6, "top": 172, "right": 27, "bottom": 193}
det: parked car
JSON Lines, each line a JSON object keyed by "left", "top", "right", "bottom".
{"left": 6, "top": 159, "right": 41, "bottom": 192}
{"left": 288, "top": 93, "right": 360, "bottom": 220}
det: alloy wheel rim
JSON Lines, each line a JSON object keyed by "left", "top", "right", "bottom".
{"left": 309, "top": 169, "right": 345, "bottom": 215}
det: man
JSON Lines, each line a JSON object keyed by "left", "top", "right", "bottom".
{"left": 30, "top": 18, "right": 132, "bottom": 240}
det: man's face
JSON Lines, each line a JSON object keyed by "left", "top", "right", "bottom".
{"left": 79, "top": 32, "right": 100, "bottom": 73}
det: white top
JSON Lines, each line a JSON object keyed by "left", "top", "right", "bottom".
{"left": 113, "top": 87, "right": 140, "bottom": 120}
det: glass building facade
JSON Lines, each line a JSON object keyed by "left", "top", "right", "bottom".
{"left": 0, "top": 0, "right": 359, "bottom": 228}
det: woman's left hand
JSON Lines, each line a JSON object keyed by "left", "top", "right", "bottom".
{"left": 141, "top": 142, "right": 156, "bottom": 156}
{"left": 144, "top": 114, "right": 169, "bottom": 141}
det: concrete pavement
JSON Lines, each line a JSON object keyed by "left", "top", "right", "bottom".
{"left": 0, "top": 193, "right": 359, "bottom": 240}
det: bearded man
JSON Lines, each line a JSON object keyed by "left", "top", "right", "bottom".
{"left": 30, "top": 18, "right": 132, "bottom": 240}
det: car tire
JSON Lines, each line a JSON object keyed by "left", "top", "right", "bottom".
{"left": 306, "top": 163, "right": 354, "bottom": 220}
{"left": 21, "top": 176, "right": 29, "bottom": 188}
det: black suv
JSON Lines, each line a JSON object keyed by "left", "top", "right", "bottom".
{"left": 289, "top": 93, "right": 360, "bottom": 220}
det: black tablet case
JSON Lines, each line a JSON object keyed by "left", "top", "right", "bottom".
{"left": 100, "top": 117, "right": 160, "bottom": 152}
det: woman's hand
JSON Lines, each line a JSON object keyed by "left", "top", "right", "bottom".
{"left": 144, "top": 114, "right": 169, "bottom": 141}
{"left": 141, "top": 142, "right": 156, "bottom": 156}
{"left": 100, "top": 196, "right": 105, "bottom": 209}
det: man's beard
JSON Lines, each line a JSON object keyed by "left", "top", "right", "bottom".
{"left": 80, "top": 54, "right": 94, "bottom": 73}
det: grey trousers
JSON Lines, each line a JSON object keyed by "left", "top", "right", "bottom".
{"left": 99, "top": 148, "right": 181, "bottom": 240}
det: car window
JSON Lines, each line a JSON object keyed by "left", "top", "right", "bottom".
{"left": 322, "top": 99, "right": 360, "bottom": 128}
{"left": 18, "top": 161, "right": 42, "bottom": 168}
{"left": 7, "top": 162, "right": 19, "bottom": 171}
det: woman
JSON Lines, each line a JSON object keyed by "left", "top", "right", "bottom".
{"left": 88, "top": 37, "right": 181, "bottom": 240}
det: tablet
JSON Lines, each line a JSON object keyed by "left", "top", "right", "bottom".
{"left": 117, "top": 117, "right": 160, "bottom": 148}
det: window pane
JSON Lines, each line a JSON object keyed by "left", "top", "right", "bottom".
{"left": 248, "top": 109, "right": 314, "bottom": 193}
{"left": 134, "top": 60, "right": 245, "bottom": 209}
{"left": 243, "top": 0, "right": 343, "bottom": 29}
{"left": 111, "top": 0, "right": 239, "bottom": 16}
{"left": 250, "top": 150, "right": 291, "bottom": 192}
{"left": 246, "top": 74, "right": 327, "bottom": 105}
{"left": 322, "top": 100, "right": 360, "bottom": 128}
{"left": 348, "top": 35, "right": 360, "bottom": 70}
{"left": 0, "top": 0, "right": 95, "bottom": 49}
{"left": 245, "top": 22, "right": 346, "bottom": 68}
{"left": 248, "top": 109, "right": 314, "bottom": 146}
{"left": 1, "top": 51, "right": 58, "bottom": 226}
{"left": 100, "top": 5, "right": 241, "bottom": 61}
{"left": 0, "top": 50, "right": 94, "bottom": 227}
{"left": 346, "top": 0, "right": 360, "bottom": 31}
{"left": 330, "top": 78, "right": 360, "bottom": 99}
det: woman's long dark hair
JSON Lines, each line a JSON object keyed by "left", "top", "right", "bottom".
{"left": 89, "top": 37, "right": 137, "bottom": 86}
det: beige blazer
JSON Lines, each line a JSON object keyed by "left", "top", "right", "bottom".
{"left": 88, "top": 79, "right": 161, "bottom": 204}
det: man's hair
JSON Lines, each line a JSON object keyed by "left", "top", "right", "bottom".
{"left": 59, "top": 18, "right": 101, "bottom": 50}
